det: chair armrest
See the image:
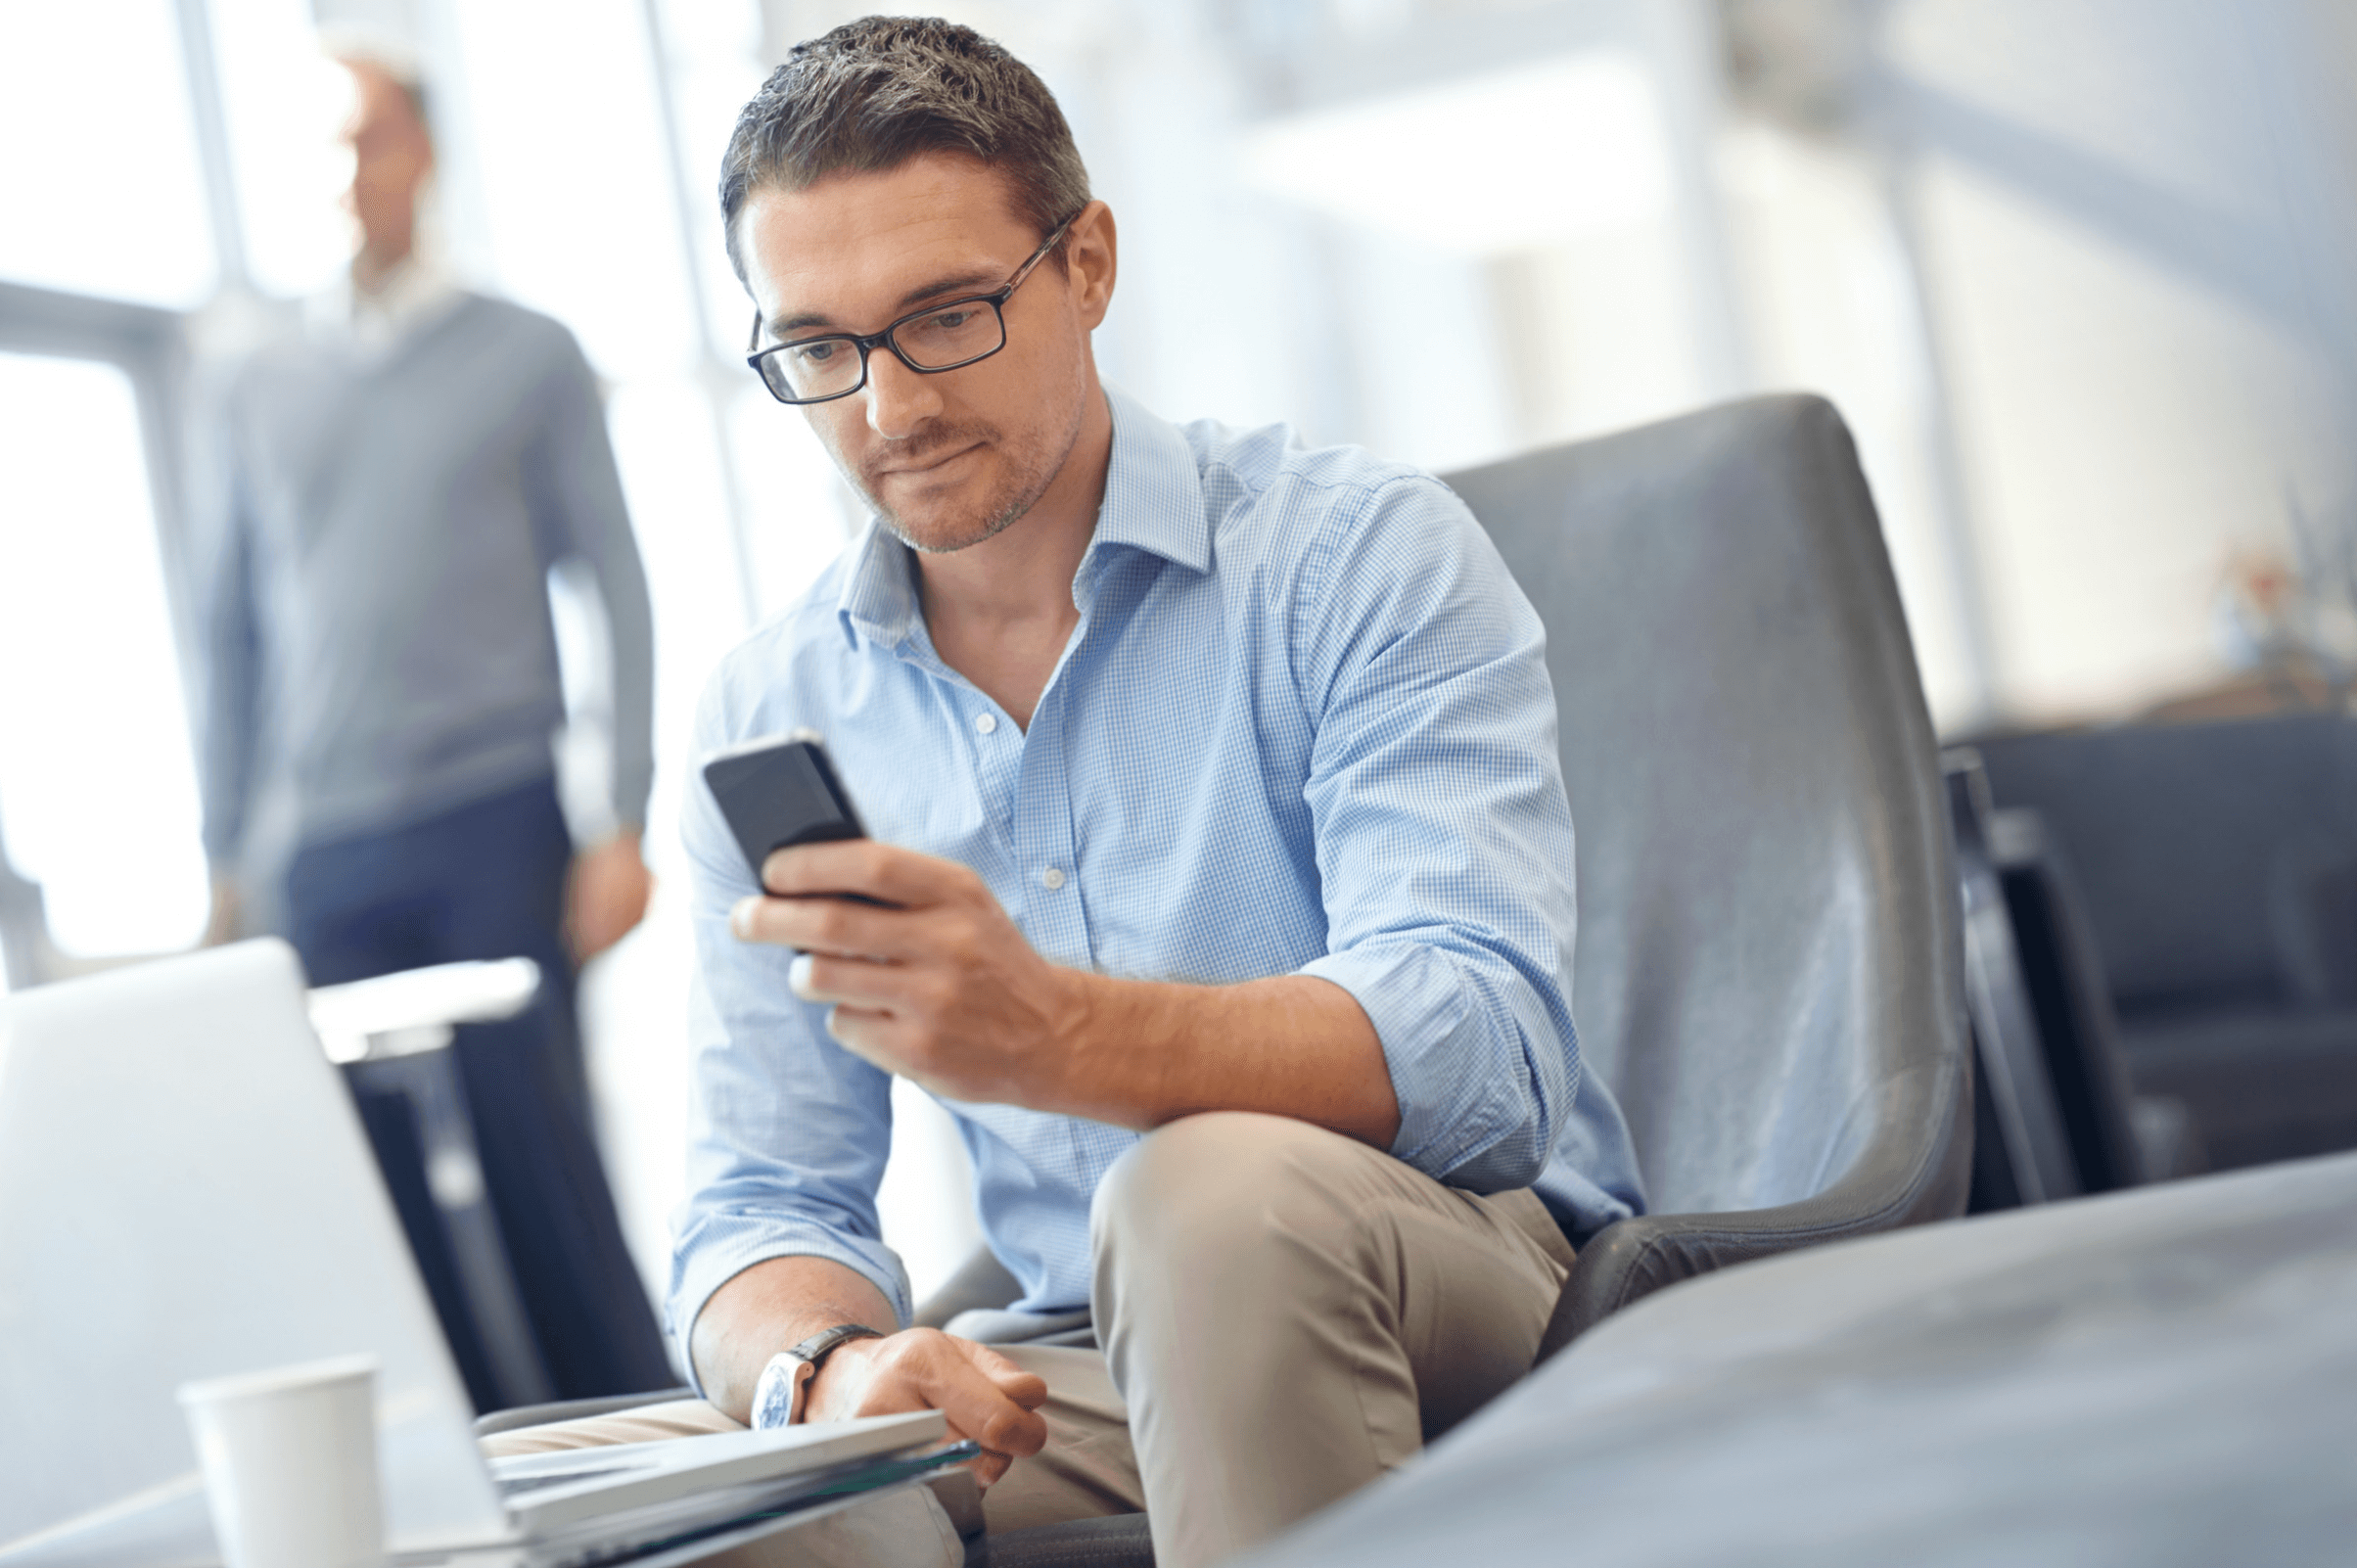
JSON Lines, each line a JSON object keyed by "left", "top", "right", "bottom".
{"left": 913, "top": 1246, "right": 1023, "bottom": 1329}
{"left": 1539, "top": 1050, "right": 1973, "bottom": 1360}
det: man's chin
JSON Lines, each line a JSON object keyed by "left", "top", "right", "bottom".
{"left": 881, "top": 506, "right": 1022, "bottom": 555}
{"left": 871, "top": 481, "right": 1036, "bottom": 556}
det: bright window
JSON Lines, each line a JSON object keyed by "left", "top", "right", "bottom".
{"left": 0, "top": 352, "right": 209, "bottom": 955}
{"left": 0, "top": 1, "right": 216, "bottom": 307}
{"left": 209, "top": 0, "right": 359, "bottom": 300}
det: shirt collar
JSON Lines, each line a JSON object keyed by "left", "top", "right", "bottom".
{"left": 1084, "top": 388, "right": 1213, "bottom": 582}
{"left": 836, "top": 522, "right": 922, "bottom": 650}
{"left": 835, "top": 388, "right": 1212, "bottom": 651}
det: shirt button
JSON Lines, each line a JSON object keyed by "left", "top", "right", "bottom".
{"left": 974, "top": 713, "right": 997, "bottom": 735}
{"left": 1041, "top": 866, "right": 1066, "bottom": 891}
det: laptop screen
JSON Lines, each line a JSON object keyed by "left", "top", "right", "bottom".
{"left": 0, "top": 941, "right": 510, "bottom": 1557}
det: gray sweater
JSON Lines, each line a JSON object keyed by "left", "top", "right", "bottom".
{"left": 196, "top": 294, "right": 654, "bottom": 864}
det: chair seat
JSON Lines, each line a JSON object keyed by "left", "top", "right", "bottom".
{"left": 1232, "top": 1152, "right": 2357, "bottom": 1568}
{"left": 967, "top": 1513, "right": 1154, "bottom": 1568}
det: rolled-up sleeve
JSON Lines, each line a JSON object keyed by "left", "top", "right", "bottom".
{"left": 1292, "top": 476, "right": 1579, "bottom": 1194}
{"left": 665, "top": 680, "right": 911, "bottom": 1383}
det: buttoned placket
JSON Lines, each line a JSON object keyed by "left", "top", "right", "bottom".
{"left": 887, "top": 604, "right": 1095, "bottom": 972}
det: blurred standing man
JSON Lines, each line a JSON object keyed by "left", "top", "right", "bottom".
{"left": 193, "top": 51, "right": 670, "bottom": 1400}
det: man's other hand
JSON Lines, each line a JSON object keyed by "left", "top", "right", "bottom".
{"left": 806, "top": 1328, "right": 1047, "bottom": 1489}
{"left": 568, "top": 831, "right": 654, "bottom": 964}
{"left": 731, "top": 841, "right": 1082, "bottom": 1106}
{"left": 202, "top": 875, "right": 242, "bottom": 946}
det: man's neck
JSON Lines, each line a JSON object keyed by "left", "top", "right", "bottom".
{"left": 915, "top": 386, "right": 1116, "bottom": 729}
{"left": 350, "top": 238, "right": 416, "bottom": 299}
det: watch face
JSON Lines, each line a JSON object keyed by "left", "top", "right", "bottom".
{"left": 751, "top": 1354, "right": 803, "bottom": 1431}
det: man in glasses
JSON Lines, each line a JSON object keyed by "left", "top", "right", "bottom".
{"left": 492, "top": 17, "right": 1641, "bottom": 1568}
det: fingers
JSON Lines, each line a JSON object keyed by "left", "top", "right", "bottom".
{"left": 816, "top": 1330, "right": 1049, "bottom": 1473}
{"left": 792, "top": 947, "right": 957, "bottom": 1013}
{"left": 760, "top": 840, "right": 979, "bottom": 908}
{"left": 924, "top": 1341, "right": 1048, "bottom": 1461}
{"left": 733, "top": 892, "right": 915, "bottom": 959}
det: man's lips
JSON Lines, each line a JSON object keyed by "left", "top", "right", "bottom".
{"left": 871, "top": 441, "right": 983, "bottom": 480}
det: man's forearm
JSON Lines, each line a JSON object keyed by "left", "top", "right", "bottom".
{"left": 1052, "top": 971, "right": 1402, "bottom": 1148}
{"left": 747, "top": 842, "right": 1403, "bottom": 1148}
{"left": 688, "top": 1255, "right": 898, "bottom": 1422}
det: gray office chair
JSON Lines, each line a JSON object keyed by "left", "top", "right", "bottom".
{"left": 1447, "top": 392, "right": 1972, "bottom": 1355}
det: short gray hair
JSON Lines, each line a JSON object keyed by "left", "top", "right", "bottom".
{"left": 718, "top": 16, "right": 1090, "bottom": 287}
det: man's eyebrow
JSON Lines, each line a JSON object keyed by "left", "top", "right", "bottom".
{"left": 767, "top": 268, "right": 1007, "bottom": 341}
{"left": 892, "top": 269, "right": 1002, "bottom": 309}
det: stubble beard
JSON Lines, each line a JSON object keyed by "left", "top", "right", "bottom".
{"left": 848, "top": 391, "right": 1087, "bottom": 557}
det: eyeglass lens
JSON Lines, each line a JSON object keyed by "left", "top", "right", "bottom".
{"left": 758, "top": 301, "right": 1007, "bottom": 403}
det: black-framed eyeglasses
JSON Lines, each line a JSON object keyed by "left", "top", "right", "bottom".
{"left": 746, "top": 210, "right": 1083, "bottom": 406}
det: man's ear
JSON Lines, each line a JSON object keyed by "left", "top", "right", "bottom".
{"left": 1067, "top": 201, "right": 1118, "bottom": 331}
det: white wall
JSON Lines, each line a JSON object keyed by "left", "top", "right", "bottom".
{"left": 1875, "top": 0, "right": 2357, "bottom": 725}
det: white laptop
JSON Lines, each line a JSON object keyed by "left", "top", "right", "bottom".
{"left": 0, "top": 941, "right": 947, "bottom": 1567}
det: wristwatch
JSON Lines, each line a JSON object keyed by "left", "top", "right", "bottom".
{"left": 749, "top": 1323, "right": 883, "bottom": 1430}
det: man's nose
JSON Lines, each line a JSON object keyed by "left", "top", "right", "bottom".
{"left": 864, "top": 350, "right": 943, "bottom": 440}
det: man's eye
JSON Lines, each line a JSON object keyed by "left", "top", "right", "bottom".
{"left": 791, "top": 341, "right": 842, "bottom": 364}
{"left": 928, "top": 309, "right": 974, "bottom": 332}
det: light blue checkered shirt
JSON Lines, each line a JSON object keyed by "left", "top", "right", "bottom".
{"left": 669, "top": 391, "right": 1643, "bottom": 1354}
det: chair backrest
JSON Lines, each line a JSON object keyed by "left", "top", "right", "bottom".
{"left": 1984, "top": 805, "right": 2154, "bottom": 1193}
{"left": 1444, "top": 395, "right": 1969, "bottom": 1327}
{"left": 1947, "top": 754, "right": 2087, "bottom": 1210}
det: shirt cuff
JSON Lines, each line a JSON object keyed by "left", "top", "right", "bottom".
{"left": 1299, "top": 943, "right": 1518, "bottom": 1176}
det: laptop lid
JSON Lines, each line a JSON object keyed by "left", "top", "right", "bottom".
{"left": 0, "top": 941, "right": 511, "bottom": 1557}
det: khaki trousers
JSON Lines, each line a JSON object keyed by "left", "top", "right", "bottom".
{"left": 488, "top": 1111, "right": 1573, "bottom": 1568}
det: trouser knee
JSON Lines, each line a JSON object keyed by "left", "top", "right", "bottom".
{"left": 1089, "top": 1110, "right": 1370, "bottom": 1289}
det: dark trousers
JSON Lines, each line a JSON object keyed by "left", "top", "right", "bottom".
{"left": 286, "top": 777, "right": 673, "bottom": 1407}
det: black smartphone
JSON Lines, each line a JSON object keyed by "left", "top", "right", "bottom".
{"left": 702, "top": 729, "right": 868, "bottom": 889}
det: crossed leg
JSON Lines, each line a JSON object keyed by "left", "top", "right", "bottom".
{"left": 482, "top": 1113, "right": 1569, "bottom": 1568}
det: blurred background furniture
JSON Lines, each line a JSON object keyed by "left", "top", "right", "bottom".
{"left": 1234, "top": 1148, "right": 2357, "bottom": 1568}
{"left": 1971, "top": 714, "right": 2357, "bottom": 1174}
{"left": 311, "top": 959, "right": 560, "bottom": 1412}
{"left": 309, "top": 955, "right": 674, "bottom": 1413}
{"left": 1946, "top": 750, "right": 2086, "bottom": 1208}
{"left": 1945, "top": 749, "right": 2204, "bottom": 1212}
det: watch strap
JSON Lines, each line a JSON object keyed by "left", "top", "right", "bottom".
{"left": 750, "top": 1323, "right": 882, "bottom": 1430}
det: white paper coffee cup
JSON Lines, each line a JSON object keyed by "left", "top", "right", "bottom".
{"left": 177, "top": 1354, "right": 386, "bottom": 1568}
